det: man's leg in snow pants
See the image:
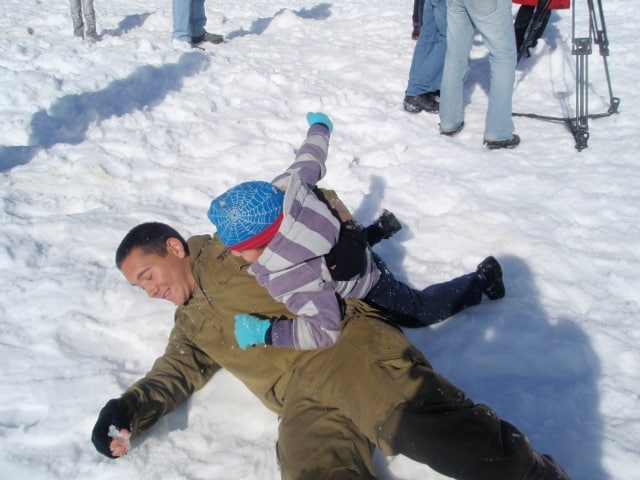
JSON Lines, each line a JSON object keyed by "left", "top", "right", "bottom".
{"left": 277, "top": 401, "right": 377, "bottom": 480}
{"left": 276, "top": 304, "right": 536, "bottom": 479}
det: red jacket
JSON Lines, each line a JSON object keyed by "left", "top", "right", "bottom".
{"left": 513, "top": 0, "right": 570, "bottom": 8}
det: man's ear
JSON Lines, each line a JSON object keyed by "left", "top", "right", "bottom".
{"left": 166, "top": 237, "right": 187, "bottom": 258}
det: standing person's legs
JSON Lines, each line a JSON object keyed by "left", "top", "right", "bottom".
{"left": 406, "top": 0, "right": 447, "bottom": 96}
{"left": 365, "top": 253, "right": 484, "bottom": 328}
{"left": 172, "top": 0, "right": 193, "bottom": 41}
{"left": 468, "top": 0, "right": 517, "bottom": 142}
{"left": 412, "top": 0, "right": 425, "bottom": 39}
{"left": 514, "top": 5, "right": 536, "bottom": 52}
{"left": 81, "top": 0, "right": 97, "bottom": 39}
{"left": 69, "top": 0, "right": 84, "bottom": 37}
{"left": 515, "top": 5, "right": 552, "bottom": 53}
{"left": 189, "top": 0, "right": 207, "bottom": 39}
{"left": 439, "top": 0, "right": 475, "bottom": 133}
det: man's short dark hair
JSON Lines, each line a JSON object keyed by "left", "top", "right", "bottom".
{"left": 115, "top": 222, "right": 189, "bottom": 269}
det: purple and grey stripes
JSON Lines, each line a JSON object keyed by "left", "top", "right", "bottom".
{"left": 248, "top": 125, "right": 381, "bottom": 350}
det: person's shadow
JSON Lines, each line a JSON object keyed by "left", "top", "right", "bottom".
{"left": 226, "top": 3, "right": 332, "bottom": 40}
{"left": 347, "top": 178, "right": 605, "bottom": 478}
{"left": 349, "top": 174, "right": 411, "bottom": 283}
{"left": 404, "top": 255, "right": 607, "bottom": 479}
{"left": 0, "top": 52, "right": 210, "bottom": 172}
{"left": 101, "top": 12, "right": 153, "bottom": 38}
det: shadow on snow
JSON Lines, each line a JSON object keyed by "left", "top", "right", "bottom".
{"left": 0, "top": 52, "right": 210, "bottom": 172}
{"left": 226, "top": 3, "right": 332, "bottom": 40}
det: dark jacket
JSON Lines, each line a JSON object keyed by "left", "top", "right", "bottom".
{"left": 119, "top": 234, "right": 309, "bottom": 435}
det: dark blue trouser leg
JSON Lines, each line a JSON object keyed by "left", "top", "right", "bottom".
{"left": 365, "top": 253, "right": 484, "bottom": 328}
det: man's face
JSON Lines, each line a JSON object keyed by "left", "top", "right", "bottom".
{"left": 120, "top": 238, "right": 195, "bottom": 306}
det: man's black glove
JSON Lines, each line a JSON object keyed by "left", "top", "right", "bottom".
{"left": 324, "top": 220, "right": 368, "bottom": 281}
{"left": 91, "top": 398, "right": 131, "bottom": 458}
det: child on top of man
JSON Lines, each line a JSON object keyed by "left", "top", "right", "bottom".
{"left": 207, "top": 112, "right": 504, "bottom": 350}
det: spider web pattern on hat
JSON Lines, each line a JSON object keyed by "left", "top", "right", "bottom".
{"left": 209, "top": 181, "right": 284, "bottom": 248}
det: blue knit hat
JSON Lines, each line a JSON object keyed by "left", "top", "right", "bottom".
{"left": 208, "top": 181, "right": 285, "bottom": 250}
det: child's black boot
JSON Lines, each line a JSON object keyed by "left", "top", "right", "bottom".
{"left": 476, "top": 256, "right": 505, "bottom": 300}
{"left": 366, "top": 210, "right": 402, "bottom": 246}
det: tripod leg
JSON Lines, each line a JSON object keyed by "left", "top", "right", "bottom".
{"left": 588, "top": 0, "right": 620, "bottom": 114}
{"left": 572, "top": 37, "right": 591, "bottom": 151}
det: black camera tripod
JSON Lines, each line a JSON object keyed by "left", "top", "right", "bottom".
{"left": 513, "top": 0, "right": 620, "bottom": 151}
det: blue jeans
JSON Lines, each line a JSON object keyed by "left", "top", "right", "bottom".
{"left": 365, "top": 253, "right": 484, "bottom": 328}
{"left": 172, "top": 0, "right": 207, "bottom": 41}
{"left": 406, "top": 0, "right": 447, "bottom": 96}
{"left": 439, "top": 0, "right": 516, "bottom": 141}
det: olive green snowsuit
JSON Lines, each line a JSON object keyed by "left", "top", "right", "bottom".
{"left": 118, "top": 234, "right": 536, "bottom": 479}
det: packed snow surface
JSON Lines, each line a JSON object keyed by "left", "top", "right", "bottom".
{"left": 1, "top": 1, "right": 638, "bottom": 479}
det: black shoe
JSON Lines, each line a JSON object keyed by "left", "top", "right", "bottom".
{"left": 191, "top": 31, "right": 224, "bottom": 45}
{"left": 483, "top": 134, "right": 520, "bottom": 150}
{"left": 366, "top": 210, "right": 402, "bottom": 246}
{"left": 440, "top": 122, "right": 464, "bottom": 137}
{"left": 403, "top": 92, "right": 439, "bottom": 114}
{"left": 375, "top": 210, "right": 402, "bottom": 239}
{"left": 477, "top": 256, "right": 505, "bottom": 300}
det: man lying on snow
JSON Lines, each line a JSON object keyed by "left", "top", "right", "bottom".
{"left": 91, "top": 219, "right": 570, "bottom": 479}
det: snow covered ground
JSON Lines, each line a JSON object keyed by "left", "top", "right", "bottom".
{"left": 1, "top": 0, "right": 638, "bottom": 478}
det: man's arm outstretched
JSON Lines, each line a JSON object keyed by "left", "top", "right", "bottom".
{"left": 91, "top": 315, "right": 220, "bottom": 458}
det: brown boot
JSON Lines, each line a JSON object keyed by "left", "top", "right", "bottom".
{"left": 525, "top": 452, "right": 571, "bottom": 480}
